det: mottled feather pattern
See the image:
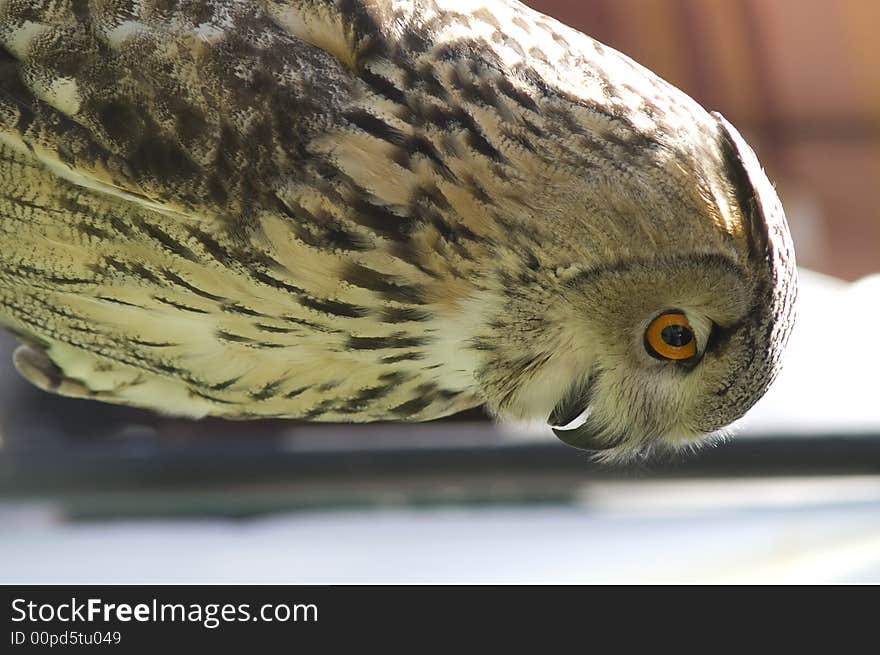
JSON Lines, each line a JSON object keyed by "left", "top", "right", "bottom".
{"left": 0, "top": 0, "right": 796, "bottom": 456}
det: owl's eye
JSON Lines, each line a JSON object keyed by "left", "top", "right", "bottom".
{"left": 644, "top": 311, "right": 697, "bottom": 362}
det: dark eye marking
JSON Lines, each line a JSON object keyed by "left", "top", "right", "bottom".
{"left": 704, "top": 322, "right": 722, "bottom": 354}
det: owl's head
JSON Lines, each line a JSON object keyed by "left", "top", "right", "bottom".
{"left": 546, "top": 114, "right": 797, "bottom": 460}
{"left": 476, "top": 112, "right": 797, "bottom": 462}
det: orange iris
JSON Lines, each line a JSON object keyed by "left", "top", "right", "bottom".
{"left": 645, "top": 311, "right": 697, "bottom": 361}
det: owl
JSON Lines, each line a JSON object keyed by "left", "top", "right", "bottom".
{"left": 0, "top": 0, "right": 796, "bottom": 460}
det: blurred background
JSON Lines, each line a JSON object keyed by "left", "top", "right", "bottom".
{"left": 1, "top": 0, "right": 878, "bottom": 584}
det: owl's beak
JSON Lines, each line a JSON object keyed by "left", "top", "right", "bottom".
{"left": 548, "top": 374, "right": 619, "bottom": 451}
{"left": 551, "top": 419, "right": 623, "bottom": 452}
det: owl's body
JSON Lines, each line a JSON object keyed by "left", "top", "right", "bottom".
{"left": 0, "top": 0, "right": 795, "bottom": 458}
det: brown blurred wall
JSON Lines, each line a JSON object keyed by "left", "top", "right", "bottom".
{"left": 526, "top": 0, "right": 880, "bottom": 281}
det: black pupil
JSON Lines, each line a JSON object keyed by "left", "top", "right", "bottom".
{"left": 661, "top": 324, "right": 693, "bottom": 348}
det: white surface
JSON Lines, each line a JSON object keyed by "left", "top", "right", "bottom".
{"left": 2, "top": 476, "right": 879, "bottom": 584}
{"left": 736, "top": 270, "right": 880, "bottom": 435}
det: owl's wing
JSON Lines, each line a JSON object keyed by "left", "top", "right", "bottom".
{"left": 0, "top": 1, "right": 360, "bottom": 223}
{"left": 0, "top": 1, "right": 491, "bottom": 420}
